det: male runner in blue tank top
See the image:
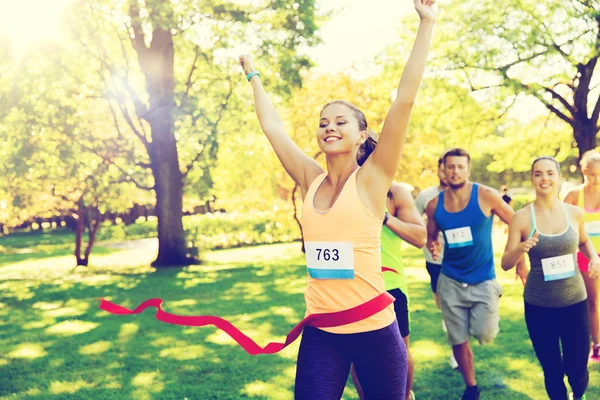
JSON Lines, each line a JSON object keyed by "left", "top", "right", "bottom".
{"left": 425, "top": 148, "right": 527, "bottom": 400}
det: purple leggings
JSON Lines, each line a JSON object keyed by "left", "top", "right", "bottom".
{"left": 294, "top": 320, "right": 407, "bottom": 399}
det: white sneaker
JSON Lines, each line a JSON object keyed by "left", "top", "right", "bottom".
{"left": 449, "top": 353, "right": 459, "bottom": 369}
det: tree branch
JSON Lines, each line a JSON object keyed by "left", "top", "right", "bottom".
{"left": 530, "top": 90, "right": 575, "bottom": 126}
{"left": 127, "top": 1, "right": 150, "bottom": 71}
{"left": 181, "top": 144, "right": 209, "bottom": 180}
{"left": 111, "top": 173, "right": 155, "bottom": 191}
{"left": 184, "top": 46, "right": 201, "bottom": 100}
{"left": 182, "top": 78, "right": 235, "bottom": 178}
{"left": 543, "top": 86, "right": 576, "bottom": 116}
{"left": 104, "top": 158, "right": 154, "bottom": 191}
{"left": 136, "top": 161, "right": 153, "bottom": 169}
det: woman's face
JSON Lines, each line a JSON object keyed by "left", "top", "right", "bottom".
{"left": 583, "top": 161, "right": 600, "bottom": 189}
{"left": 317, "top": 103, "right": 366, "bottom": 156}
{"left": 531, "top": 159, "right": 560, "bottom": 196}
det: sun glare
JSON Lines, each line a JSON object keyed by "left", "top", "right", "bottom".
{"left": 0, "top": 0, "right": 73, "bottom": 52}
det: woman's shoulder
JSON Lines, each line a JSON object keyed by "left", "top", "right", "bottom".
{"left": 513, "top": 206, "right": 531, "bottom": 222}
{"left": 564, "top": 203, "right": 584, "bottom": 220}
{"left": 564, "top": 184, "right": 584, "bottom": 204}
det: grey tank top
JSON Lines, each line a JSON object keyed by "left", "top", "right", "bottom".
{"left": 524, "top": 204, "right": 587, "bottom": 308}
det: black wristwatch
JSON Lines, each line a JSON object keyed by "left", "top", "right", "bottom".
{"left": 383, "top": 211, "right": 390, "bottom": 226}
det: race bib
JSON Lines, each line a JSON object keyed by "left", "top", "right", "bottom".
{"left": 585, "top": 221, "right": 600, "bottom": 237}
{"left": 541, "top": 253, "right": 576, "bottom": 282}
{"left": 305, "top": 242, "right": 354, "bottom": 279}
{"left": 445, "top": 227, "right": 474, "bottom": 249}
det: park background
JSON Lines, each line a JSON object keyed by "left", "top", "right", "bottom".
{"left": 1, "top": 0, "right": 599, "bottom": 398}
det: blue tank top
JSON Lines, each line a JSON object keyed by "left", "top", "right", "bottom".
{"left": 434, "top": 183, "right": 495, "bottom": 284}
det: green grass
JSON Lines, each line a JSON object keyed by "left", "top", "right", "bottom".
{"left": 0, "top": 229, "right": 118, "bottom": 267}
{"left": 0, "top": 232, "right": 598, "bottom": 399}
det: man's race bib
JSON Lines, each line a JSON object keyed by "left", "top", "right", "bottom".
{"left": 445, "top": 227, "right": 474, "bottom": 249}
{"left": 585, "top": 221, "right": 600, "bottom": 237}
{"left": 305, "top": 242, "right": 354, "bottom": 279}
{"left": 541, "top": 254, "right": 576, "bottom": 282}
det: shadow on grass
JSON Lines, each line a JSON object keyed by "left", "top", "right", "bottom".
{"left": 0, "top": 246, "right": 118, "bottom": 268}
{"left": 1, "top": 243, "right": 598, "bottom": 400}
{"left": 0, "top": 228, "right": 121, "bottom": 268}
{"left": 0, "top": 254, "right": 307, "bottom": 400}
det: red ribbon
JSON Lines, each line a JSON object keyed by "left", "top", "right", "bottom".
{"left": 99, "top": 291, "right": 395, "bottom": 356}
{"left": 382, "top": 266, "right": 398, "bottom": 274}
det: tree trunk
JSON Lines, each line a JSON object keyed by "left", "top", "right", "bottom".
{"left": 151, "top": 147, "right": 189, "bottom": 266}
{"left": 141, "top": 28, "right": 190, "bottom": 267}
{"left": 82, "top": 206, "right": 102, "bottom": 265}
{"left": 74, "top": 198, "right": 86, "bottom": 266}
{"left": 74, "top": 200, "right": 103, "bottom": 267}
{"left": 573, "top": 122, "right": 599, "bottom": 163}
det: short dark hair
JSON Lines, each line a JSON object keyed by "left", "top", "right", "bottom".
{"left": 531, "top": 156, "right": 560, "bottom": 175}
{"left": 443, "top": 148, "right": 470, "bottom": 165}
{"left": 437, "top": 157, "right": 444, "bottom": 168}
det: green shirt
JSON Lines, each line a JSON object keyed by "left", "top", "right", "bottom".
{"left": 381, "top": 224, "right": 408, "bottom": 297}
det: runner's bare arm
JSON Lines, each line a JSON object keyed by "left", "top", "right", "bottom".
{"left": 360, "top": 0, "right": 435, "bottom": 201}
{"left": 501, "top": 209, "right": 536, "bottom": 271}
{"left": 385, "top": 184, "right": 426, "bottom": 248}
{"left": 575, "top": 206, "right": 595, "bottom": 258}
{"left": 240, "top": 54, "right": 324, "bottom": 198}
{"left": 425, "top": 196, "right": 441, "bottom": 260}
{"left": 482, "top": 185, "right": 515, "bottom": 224}
{"left": 574, "top": 206, "right": 600, "bottom": 279}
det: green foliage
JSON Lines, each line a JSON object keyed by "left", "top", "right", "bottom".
{"left": 185, "top": 210, "right": 301, "bottom": 252}
{"left": 433, "top": 0, "right": 600, "bottom": 158}
{"left": 97, "top": 220, "right": 159, "bottom": 242}
{"left": 511, "top": 193, "right": 535, "bottom": 211}
{"left": 95, "top": 211, "right": 301, "bottom": 252}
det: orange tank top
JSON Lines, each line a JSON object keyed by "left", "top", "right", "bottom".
{"left": 301, "top": 167, "right": 395, "bottom": 334}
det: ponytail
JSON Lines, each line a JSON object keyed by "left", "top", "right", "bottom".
{"left": 356, "top": 131, "right": 379, "bottom": 166}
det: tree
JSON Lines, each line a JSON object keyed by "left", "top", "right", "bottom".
{"left": 60, "top": 0, "right": 322, "bottom": 266}
{"left": 0, "top": 50, "right": 142, "bottom": 266}
{"left": 436, "top": 0, "right": 600, "bottom": 160}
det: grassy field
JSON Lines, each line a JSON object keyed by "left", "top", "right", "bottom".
{"left": 0, "top": 231, "right": 598, "bottom": 399}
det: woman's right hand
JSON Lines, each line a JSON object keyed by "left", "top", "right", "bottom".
{"left": 518, "top": 231, "right": 539, "bottom": 253}
{"left": 239, "top": 54, "right": 256, "bottom": 75}
{"left": 414, "top": 0, "right": 436, "bottom": 22}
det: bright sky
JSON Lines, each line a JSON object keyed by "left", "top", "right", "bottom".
{"left": 309, "top": 0, "right": 413, "bottom": 76}
{"left": 0, "top": 0, "right": 72, "bottom": 52}
{"left": 0, "top": 0, "right": 410, "bottom": 75}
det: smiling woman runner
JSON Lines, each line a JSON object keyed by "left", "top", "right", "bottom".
{"left": 502, "top": 156, "right": 600, "bottom": 400}
{"left": 239, "top": 1, "right": 435, "bottom": 397}
{"left": 564, "top": 150, "right": 600, "bottom": 363}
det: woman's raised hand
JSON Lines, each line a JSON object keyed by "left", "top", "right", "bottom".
{"left": 414, "top": 0, "right": 436, "bottom": 22}
{"left": 239, "top": 54, "right": 256, "bottom": 75}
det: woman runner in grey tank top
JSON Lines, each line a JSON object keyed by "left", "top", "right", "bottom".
{"left": 501, "top": 157, "right": 600, "bottom": 400}
{"left": 524, "top": 203, "right": 586, "bottom": 307}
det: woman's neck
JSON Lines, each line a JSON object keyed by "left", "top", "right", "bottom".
{"left": 325, "top": 154, "right": 359, "bottom": 186}
{"left": 533, "top": 193, "right": 560, "bottom": 211}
